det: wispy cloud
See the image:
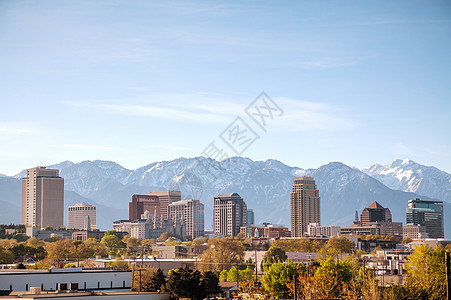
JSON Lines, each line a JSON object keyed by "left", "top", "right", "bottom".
{"left": 0, "top": 123, "right": 36, "bottom": 137}
{"left": 271, "top": 97, "right": 354, "bottom": 132}
{"left": 64, "top": 93, "right": 354, "bottom": 133}
{"left": 56, "top": 144, "right": 121, "bottom": 150}
{"left": 141, "top": 145, "right": 190, "bottom": 151}
{"left": 64, "top": 93, "right": 245, "bottom": 124}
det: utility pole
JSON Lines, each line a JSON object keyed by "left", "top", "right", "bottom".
{"left": 293, "top": 274, "right": 297, "bottom": 300}
{"left": 254, "top": 249, "right": 258, "bottom": 283}
{"left": 236, "top": 263, "right": 239, "bottom": 291}
{"left": 139, "top": 246, "right": 145, "bottom": 292}
{"left": 446, "top": 251, "right": 450, "bottom": 300}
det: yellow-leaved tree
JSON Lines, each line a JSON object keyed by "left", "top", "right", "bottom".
{"left": 404, "top": 244, "right": 446, "bottom": 299}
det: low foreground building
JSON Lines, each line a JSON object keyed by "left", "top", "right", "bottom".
{"left": 0, "top": 268, "right": 131, "bottom": 293}
{"left": 0, "top": 291, "right": 169, "bottom": 300}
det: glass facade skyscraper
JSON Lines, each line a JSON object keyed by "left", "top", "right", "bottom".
{"left": 406, "top": 198, "right": 443, "bottom": 239}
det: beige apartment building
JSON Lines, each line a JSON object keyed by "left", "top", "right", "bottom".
{"left": 307, "top": 223, "right": 340, "bottom": 237}
{"left": 290, "top": 176, "right": 320, "bottom": 237}
{"left": 148, "top": 190, "right": 181, "bottom": 220}
{"left": 21, "top": 166, "right": 64, "bottom": 229}
{"left": 168, "top": 199, "right": 204, "bottom": 240}
{"left": 68, "top": 202, "right": 97, "bottom": 230}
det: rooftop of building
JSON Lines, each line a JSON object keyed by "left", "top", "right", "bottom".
{"left": 366, "top": 201, "right": 385, "bottom": 209}
{"left": 408, "top": 198, "right": 443, "bottom": 204}
{"left": 168, "top": 199, "right": 201, "bottom": 205}
{"left": 293, "top": 176, "right": 314, "bottom": 180}
{"left": 70, "top": 202, "right": 94, "bottom": 207}
{"left": 242, "top": 223, "right": 288, "bottom": 228}
{"left": 216, "top": 193, "right": 241, "bottom": 198}
{"left": 148, "top": 190, "right": 181, "bottom": 195}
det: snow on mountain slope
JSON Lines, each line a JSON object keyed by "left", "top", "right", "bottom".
{"left": 364, "top": 159, "right": 451, "bottom": 203}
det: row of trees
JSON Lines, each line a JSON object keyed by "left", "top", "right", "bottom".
{"left": 0, "top": 231, "right": 157, "bottom": 265}
{"left": 133, "top": 267, "right": 221, "bottom": 300}
{"left": 121, "top": 241, "right": 448, "bottom": 299}
{"left": 250, "top": 244, "right": 449, "bottom": 300}
{"left": 2, "top": 229, "right": 449, "bottom": 299}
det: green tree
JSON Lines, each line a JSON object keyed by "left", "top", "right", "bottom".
{"left": 122, "top": 235, "right": 141, "bottom": 255}
{"left": 317, "top": 236, "right": 354, "bottom": 262}
{"left": 239, "top": 280, "right": 266, "bottom": 300}
{"left": 45, "top": 239, "right": 75, "bottom": 263}
{"left": 157, "top": 232, "right": 172, "bottom": 242}
{"left": 0, "top": 247, "right": 14, "bottom": 264}
{"left": 26, "top": 237, "right": 45, "bottom": 248}
{"left": 358, "top": 266, "right": 381, "bottom": 300}
{"left": 271, "top": 238, "right": 322, "bottom": 252}
{"left": 72, "top": 241, "right": 94, "bottom": 266}
{"left": 402, "top": 237, "right": 413, "bottom": 244}
{"left": 0, "top": 238, "right": 18, "bottom": 248}
{"left": 141, "top": 239, "right": 156, "bottom": 248}
{"left": 219, "top": 266, "right": 254, "bottom": 282}
{"left": 164, "top": 266, "right": 205, "bottom": 300}
{"left": 235, "top": 232, "right": 245, "bottom": 239}
{"left": 192, "top": 236, "right": 208, "bottom": 246}
{"left": 133, "top": 267, "right": 157, "bottom": 291}
{"left": 84, "top": 238, "right": 108, "bottom": 257}
{"left": 166, "top": 237, "right": 181, "bottom": 246}
{"left": 261, "top": 246, "right": 287, "bottom": 270}
{"left": 311, "top": 258, "right": 353, "bottom": 299}
{"left": 404, "top": 244, "right": 446, "bottom": 299}
{"left": 107, "top": 259, "right": 130, "bottom": 270}
{"left": 202, "top": 271, "right": 221, "bottom": 297}
{"left": 101, "top": 231, "right": 126, "bottom": 252}
{"left": 199, "top": 237, "right": 245, "bottom": 271}
{"left": 64, "top": 263, "right": 77, "bottom": 268}
{"left": 10, "top": 243, "right": 46, "bottom": 260}
{"left": 262, "top": 260, "right": 300, "bottom": 299}
{"left": 148, "top": 268, "right": 167, "bottom": 292}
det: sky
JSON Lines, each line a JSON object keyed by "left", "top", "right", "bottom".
{"left": 0, "top": 0, "right": 450, "bottom": 175}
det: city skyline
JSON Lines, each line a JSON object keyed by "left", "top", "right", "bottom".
{"left": 1, "top": 1, "right": 450, "bottom": 175}
{"left": 15, "top": 163, "right": 446, "bottom": 240}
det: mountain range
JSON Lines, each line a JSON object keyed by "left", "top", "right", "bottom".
{"left": 1, "top": 157, "right": 449, "bottom": 238}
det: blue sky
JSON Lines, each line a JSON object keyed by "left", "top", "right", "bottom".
{"left": 0, "top": 0, "right": 450, "bottom": 175}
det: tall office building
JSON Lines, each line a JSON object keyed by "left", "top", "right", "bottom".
{"left": 290, "top": 176, "right": 320, "bottom": 237}
{"left": 246, "top": 209, "right": 254, "bottom": 226}
{"left": 129, "top": 194, "right": 160, "bottom": 220}
{"left": 148, "top": 191, "right": 181, "bottom": 220}
{"left": 68, "top": 202, "right": 97, "bottom": 230}
{"left": 21, "top": 166, "right": 64, "bottom": 229}
{"left": 406, "top": 198, "right": 444, "bottom": 239}
{"left": 213, "top": 193, "right": 247, "bottom": 236}
{"left": 360, "top": 201, "right": 392, "bottom": 226}
{"left": 168, "top": 199, "right": 204, "bottom": 240}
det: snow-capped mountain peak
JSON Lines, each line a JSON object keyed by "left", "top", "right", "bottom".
{"left": 364, "top": 158, "right": 451, "bottom": 203}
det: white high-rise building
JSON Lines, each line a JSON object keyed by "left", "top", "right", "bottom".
{"left": 168, "top": 200, "right": 204, "bottom": 240}
{"left": 68, "top": 202, "right": 97, "bottom": 230}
